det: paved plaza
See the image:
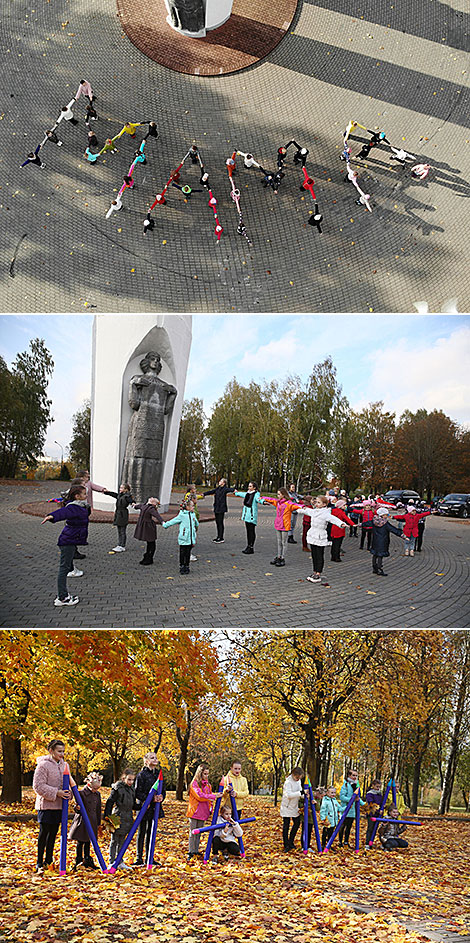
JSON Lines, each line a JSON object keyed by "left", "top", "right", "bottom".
{"left": 1, "top": 0, "right": 469, "bottom": 312}
{"left": 1, "top": 482, "right": 469, "bottom": 627}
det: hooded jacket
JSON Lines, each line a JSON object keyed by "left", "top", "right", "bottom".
{"left": 68, "top": 787, "right": 101, "bottom": 842}
{"left": 162, "top": 509, "right": 199, "bottom": 545}
{"left": 134, "top": 766, "right": 166, "bottom": 820}
{"left": 48, "top": 501, "right": 89, "bottom": 546}
{"left": 33, "top": 754, "right": 66, "bottom": 810}
{"left": 235, "top": 490, "right": 262, "bottom": 524}
{"left": 105, "top": 490, "right": 135, "bottom": 527}
{"left": 302, "top": 507, "right": 346, "bottom": 546}
{"left": 261, "top": 497, "right": 304, "bottom": 532}
{"left": 393, "top": 510, "right": 431, "bottom": 538}
{"left": 370, "top": 516, "right": 403, "bottom": 557}
{"left": 133, "top": 503, "right": 163, "bottom": 542}
{"left": 104, "top": 780, "right": 136, "bottom": 830}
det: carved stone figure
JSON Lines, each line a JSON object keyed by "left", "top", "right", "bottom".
{"left": 121, "top": 352, "right": 177, "bottom": 502}
{"left": 167, "top": 0, "right": 206, "bottom": 33}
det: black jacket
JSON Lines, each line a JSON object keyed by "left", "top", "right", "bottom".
{"left": 105, "top": 490, "right": 135, "bottom": 527}
{"left": 370, "top": 521, "right": 403, "bottom": 557}
{"left": 134, "top": 766, "right": 166, "bottom": 820}
{"left": 203, "top": 485, "right": 235, "bottom": 514}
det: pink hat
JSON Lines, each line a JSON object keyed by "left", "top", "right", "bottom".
{"left": 377, "top": 506, "right": 389, "bottom": 517}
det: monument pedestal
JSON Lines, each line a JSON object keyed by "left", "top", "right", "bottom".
{"left": 90, "top": 315, "right": 192, "bottom": 512}
{"left": 116, "top": 0, "right": 298, "bottom": 76}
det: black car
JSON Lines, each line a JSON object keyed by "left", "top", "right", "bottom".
{"left": 437, "top": 494, "right": 470, "bottom": 518}
{"left": 383, "top": 489, "right": 422, "bottom": 506}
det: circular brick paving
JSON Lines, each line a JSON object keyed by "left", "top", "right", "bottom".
{"left": 116, "top": 0, "right": 298, "bottom": 75}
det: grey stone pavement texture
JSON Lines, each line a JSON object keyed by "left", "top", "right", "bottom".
{"left": 0, "top": 0, "right": 469, "bottom": 313}
{"left": 1, "top": 482, "right": 469, "bottom": 628}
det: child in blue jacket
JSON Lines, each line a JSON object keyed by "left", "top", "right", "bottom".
{"left": 41, "top": 483, "right": 90, "bottom": 607}
{"left": 162, "top": 499, "right": 199, "bottom": 574}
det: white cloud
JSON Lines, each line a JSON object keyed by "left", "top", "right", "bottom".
{"left": 359, "top": 325, "right": 470, "bottom": 424}
{"left": 239, "top": 329, "right": 301, "bottom": 373}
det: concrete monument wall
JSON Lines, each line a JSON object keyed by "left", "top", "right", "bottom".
{"left": 163, "top": 0, "right": 233, "bottom": 37}
{"left": 90, "top": 315, "right": 192, "bottom": 511}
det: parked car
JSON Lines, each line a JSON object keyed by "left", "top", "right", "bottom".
{"left": 436, "top": 494, "right": 470, "bottom": 518}
{"left": 383, "top": 489, "right": 422, "bottom": 506}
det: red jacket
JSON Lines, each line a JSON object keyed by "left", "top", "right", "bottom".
{"left": 330, "top": 507, "right": 356, "bottom": 538}
{"left": 393, "top": 510, "right": 430, "bottom": 538}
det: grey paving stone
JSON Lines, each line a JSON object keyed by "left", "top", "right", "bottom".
{"left": 0, "top": 482, "right": 469, "bottom": 628}
{"left": 0, "top": 0, "right": 468, "bottom": 312}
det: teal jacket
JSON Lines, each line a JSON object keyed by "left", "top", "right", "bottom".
{"left": 339, "top": 780, "right": 366, "bottom": 818}
{"left": 235, "top": 490, "right": 262, "bottom": 524}
{"left": 163, "top": 509, "right": 199, "bottom": 545}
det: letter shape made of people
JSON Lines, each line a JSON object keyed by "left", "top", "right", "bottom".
{"left": 121, "top": 351, "right": 177, "bottom": 503}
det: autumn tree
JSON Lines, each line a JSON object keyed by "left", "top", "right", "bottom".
{"left": 174, "top": 398, "right": 207, "bottom": 485}
{"left": 224, "top": 630, "right": 385, "bottom": 786}
{"left": 438, "top": 631, "right": 470, "bottom": 814}
{"left": 68, "top": 399, "right": 91, "bottom": 471}
{"left": 357, "top": 401, "right": 396, "bottom": 493}
{"left": 0, "top": 339, "right": 54, "bottom": 478}
{"left": 391, "top": 409, "right": 458, "bottom": 500}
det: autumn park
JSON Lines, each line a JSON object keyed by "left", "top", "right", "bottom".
{"left": 1, "top": 629, "right": 469, "bottom": 943}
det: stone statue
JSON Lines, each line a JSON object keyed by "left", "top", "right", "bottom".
{"left": 166, "top": 0, "right": 206, "bottom": 33}
{"left": 121, "top": 351, "right": 177, "bottom": 502}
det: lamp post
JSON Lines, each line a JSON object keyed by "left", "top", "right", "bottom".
{"left": 54, "top": 441, "right": 64, "bottom": 465}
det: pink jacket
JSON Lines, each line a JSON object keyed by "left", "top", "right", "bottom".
{"left": 75, "top": 80, "right": 93, "bottom": 99}
{"left": 33, "top": 754, "right": 66, "bottom": 810}
{"left": 261, "top": 497, "right": 304, "bottom": 532}
{"left": 85, "top": 480, "right": 106, "bottom": 509}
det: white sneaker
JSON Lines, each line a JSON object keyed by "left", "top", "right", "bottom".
{"left": 190, "top": 554, "right": 197, "bottom": 561}
{"left": 118, "top": 862, "right": 132, "bottom": 870}
{"left": 54, "top": 595, "right": 79, "bottom": 607}
{"left": 112, "top": 546, "right": 126, "bottom": 552}
{"left": 307, "top": 575, "right": 321, "bottom": 583}
{"left": 68, "top": 568, "right": 83, "bottom": 577}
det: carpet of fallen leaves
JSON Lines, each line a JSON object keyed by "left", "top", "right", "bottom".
{"left": 1, "top": 795, "right": 469, "bottom": 943}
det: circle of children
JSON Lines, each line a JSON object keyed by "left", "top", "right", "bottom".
{"left": 32, "top": 741, "right": 416, "bottom": 875}
{"left": 19, "top": 76, "right": 433, "bottom": 245}
{"left": 42, "top": 469, "right": 436, "bottom": 607}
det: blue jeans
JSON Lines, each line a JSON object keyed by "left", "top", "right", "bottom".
{"left": 405, "top": 536, "right": 416, "bottom": 551}
{"left": 58, "top": 544, "right": 76, "bottom": 599}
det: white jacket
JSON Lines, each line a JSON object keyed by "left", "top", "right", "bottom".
{"left": 303, "top": 507, "right": 345, "bottom": 546}
{"left": 280, "top": 775, "right": 302, "bottom": 818}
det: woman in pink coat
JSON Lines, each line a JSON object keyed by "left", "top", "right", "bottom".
{"left": 32, "top": 739, "right": 71, "bottom": 872}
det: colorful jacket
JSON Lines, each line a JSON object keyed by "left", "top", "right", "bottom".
{"left": 162, "top": 509, "right": 199, "bottom": 545}
{"left": 33, "top": 754, "right": 67, "bottom": 811}
{"left": 393, "top": 511, "right": 431, "bottom": 538}
{"left": 48, "top": 501, "right": 89, "bottom": 546}
{"left": 235, "top": 490, "right": 262, "bottom": 524}
{"left": 187, "top": 780, "right": 214, "bottom": 820}
{"left": 222, "top": 772, "right": 249, "bottom": 811}
{"left": 261, "top": 497, "right": 304, "bottom": 532}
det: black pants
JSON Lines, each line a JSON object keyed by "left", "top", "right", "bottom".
{"left": 310, "top": 544, "right": 325, "bottom": 573}
{"left": 37, "top": 811, "right": 61, "bottom": 865}
{"left": 212, "top": 835, "right": 240, "bottom": 856}
{"left": 76, "top": 841, "right": 91, "bottom": 864}
{"left": 215, "top": 512, "right": 225, "bottom": 539}
{"left": 339, "top": 817, "right": 353, "bottom": 846}
{"left": 245, "top": 522, "right": 256, "bottom": 548}
{"left": 146, "top": 540, "right": 156, "bottom": 561}
{"left": 282, "top": 816, "right": 300, "bottom": 849}
{"left": 416, "top": 523, "right": 424, "bottom": 551}
{"left": 360, "top": 528, "right": 372, "bottom": 550}
{"left": 365, "top": 818, "right": 376, "bottom": 845}
{"left": 322, "top": 825, "right": 336, "bottom": 849}
{"left": 137, "top": 817, "right": 154, "bottom": 862}
{"left": 372, "top": 554, "right": 384, "bottom": 572}
{"left": 331, "top": 536, "right": 344, "bottom": 561}
{"left": 58, "top": 544, "right": 76, "bottom": 599}
{"left": 179, "top": 544, "right": 192, "bottom": 568}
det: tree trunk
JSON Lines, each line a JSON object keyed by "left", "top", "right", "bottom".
{"left": 439, "top": 636, "right": 470, "bottom": 814}
{"left": 175, "top": 710, "right": 191, "bottom": 801}
{"left": 1, "top": 734, "right": 23, "bottom": 803}
{"left": 411, "top": 755, "right": 423, "bottom": 814}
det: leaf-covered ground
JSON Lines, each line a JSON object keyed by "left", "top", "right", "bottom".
{"left": 1, "top": 797, "right": 469, "bottom": 943}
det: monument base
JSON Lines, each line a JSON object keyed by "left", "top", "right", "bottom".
{"left": 116, "top": 0, "right": 299, "bottom": 76}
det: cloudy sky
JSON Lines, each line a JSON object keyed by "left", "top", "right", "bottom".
{"left": 1, "top": 314, "right": 469, "bottom": 461}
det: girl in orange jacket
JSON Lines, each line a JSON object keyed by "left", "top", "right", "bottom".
{"left": 260, "top": 488, "right": 305, "bottom": 567}
{"left": 186, "top": 764, "right": 219, "bottom": 861}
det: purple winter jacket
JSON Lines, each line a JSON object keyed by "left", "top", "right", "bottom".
{"left": 49, "top": 501, "right": 89, "bottom": 546}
